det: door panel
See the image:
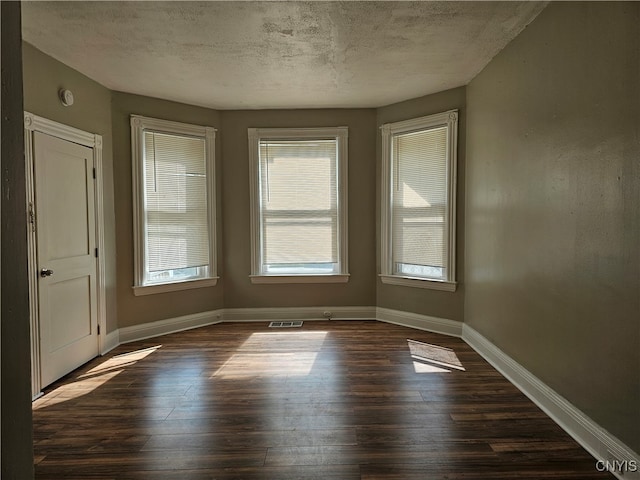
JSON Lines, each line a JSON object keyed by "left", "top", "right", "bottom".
{"left": 48, "top": 276, "right": 92, "bottom": 351}
{"left": 42, "top": 152, "right": 91, "bottom": 260}
{"left": 34, "top": 131, "right": 98, "bottom": 388}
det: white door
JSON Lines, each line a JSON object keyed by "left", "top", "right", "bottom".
{"left": 34, "top": 131, "right": 99, "bottom": 388}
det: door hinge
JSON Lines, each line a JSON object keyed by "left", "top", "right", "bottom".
{"left": 28, "top": 202, "right": 36, "bottom": 232}
{"left": 93, "top": 167, "right": 96, "bottom": 179}
{"left": 95, "top": 248, "right": 98, "bottom": 258}
{"left": 97, "top": 324, "right": 101, "bottom": 335}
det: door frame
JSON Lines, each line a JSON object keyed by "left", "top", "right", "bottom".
{"left": 24, "top": 112, "right": 106, "bottom": 399}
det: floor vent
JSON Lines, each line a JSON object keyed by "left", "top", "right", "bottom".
{"left": 269, "top": 321, "right": 304, "bottom": 328}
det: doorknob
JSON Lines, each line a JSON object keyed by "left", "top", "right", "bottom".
{"left": 40, "top": 268, "right": 54, "bottom": 277}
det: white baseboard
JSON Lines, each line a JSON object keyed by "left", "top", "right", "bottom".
{"left": 376, "top": 307, "right": 463, "bottom": 337}
{"left": 101, "top": 328, "right": 120, "bottom": 355}
{"left": 118, "top": 309, "right": 223, "bottom": 344}
{"left": 462, "top": 324, "right": 639, "bottom": 480}
{"left": 222, "top": 305, "right": 376, "bottom": 322}
{"left": 112, "top": 306, "right": 374, "bottom": 346}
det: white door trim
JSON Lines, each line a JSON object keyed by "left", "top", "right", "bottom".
{"left": 24, "top": 112, "right": 106, "bottom": 398}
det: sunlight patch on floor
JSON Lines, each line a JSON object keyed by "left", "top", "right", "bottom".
{"left": 80, "top": 345, "right": 162, "bottom": 378}
{"left": 33, "top": 345, "right": 162, "bottom": 409}
{"left": 33, "top": 369, "right": 123, "bottom": 409}
{"left": 412, "top": 361, "right": 452, "bottom": 373}
{"left": 408, "top": 339, "right": 465, "bottom": 373}
{"left": 213, "top": 331, "right": 328, "bottom": 379}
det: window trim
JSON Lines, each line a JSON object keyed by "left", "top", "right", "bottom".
{"left": 380, "top": 110, "right": 458, "bottom": 292}
{"left": 248, "top": 126, "right": 349, "bottom": 284}
{"left": 131, "top": 115, "right": 218, "bottom": 295}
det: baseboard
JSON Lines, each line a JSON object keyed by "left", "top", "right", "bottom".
{"left": 118, "top": 309, "right": 223, "bottom": 344}
{"left": 101, "top": 328, "right": 120, "bottom": 355}
{"left": 376, "top": 307, "right": 463, "bottom": 337}
{"left": 462, "top": 324, "right": 639, "bottom": 480}
{"left": 223, "top": 305, "right": 376, "bottom": 322}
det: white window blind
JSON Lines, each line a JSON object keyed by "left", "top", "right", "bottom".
{"left": 392, "top": 126, "right": 449, "bottom": 280}
{"left": 258, "top": 139, "right": 339, "bottom": 274}
{"left": 143, "top": 131, "right": 210, "bottom": 283}
{"left": 380, "top": 110, "right": 457, "bottom": 291}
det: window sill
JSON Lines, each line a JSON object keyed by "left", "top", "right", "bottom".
{"left": 250, "top": 274, "right": 350, "bottom": 284}
{"left": 379, "top": 274, "right": 457, "bottom": 292}
{"left": 133, "top": 277, "right": 219, "bottom": 296}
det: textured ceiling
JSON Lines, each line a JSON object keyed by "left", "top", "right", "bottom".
{"left": 21, "top": 1, "right": 546, "bottom": 109}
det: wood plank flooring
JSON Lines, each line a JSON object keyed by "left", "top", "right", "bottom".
{"left": 33, "top": 320, "right": 613, "bottom": 479}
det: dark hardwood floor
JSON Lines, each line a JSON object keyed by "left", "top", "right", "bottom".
{"left": 32, "top": 320, "right": 613, "bottom": 479}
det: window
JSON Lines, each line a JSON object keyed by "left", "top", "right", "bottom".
{"left": 380, "top": 110, "right": 458, "bottom": 291}
{"left": 131, "top": 115, "right": 217, "bottom": 295}
{"left": 248, "top": 127, "right": 349, "bottom": 283}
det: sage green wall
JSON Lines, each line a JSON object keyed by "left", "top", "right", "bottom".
{"left": 22, "top": 43, "right": 118, "bottom": 334}
{"left": 111, "top": 92, "right": 224, "bottom": 327}
{"left": 465, "top": 2, "right": 640, "bottom": 452}
{"left": 376, "top": 87, "right": 466, "bottom": 322}
{"left": 220, "top": 109, "right": 377, "bottom": 308}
